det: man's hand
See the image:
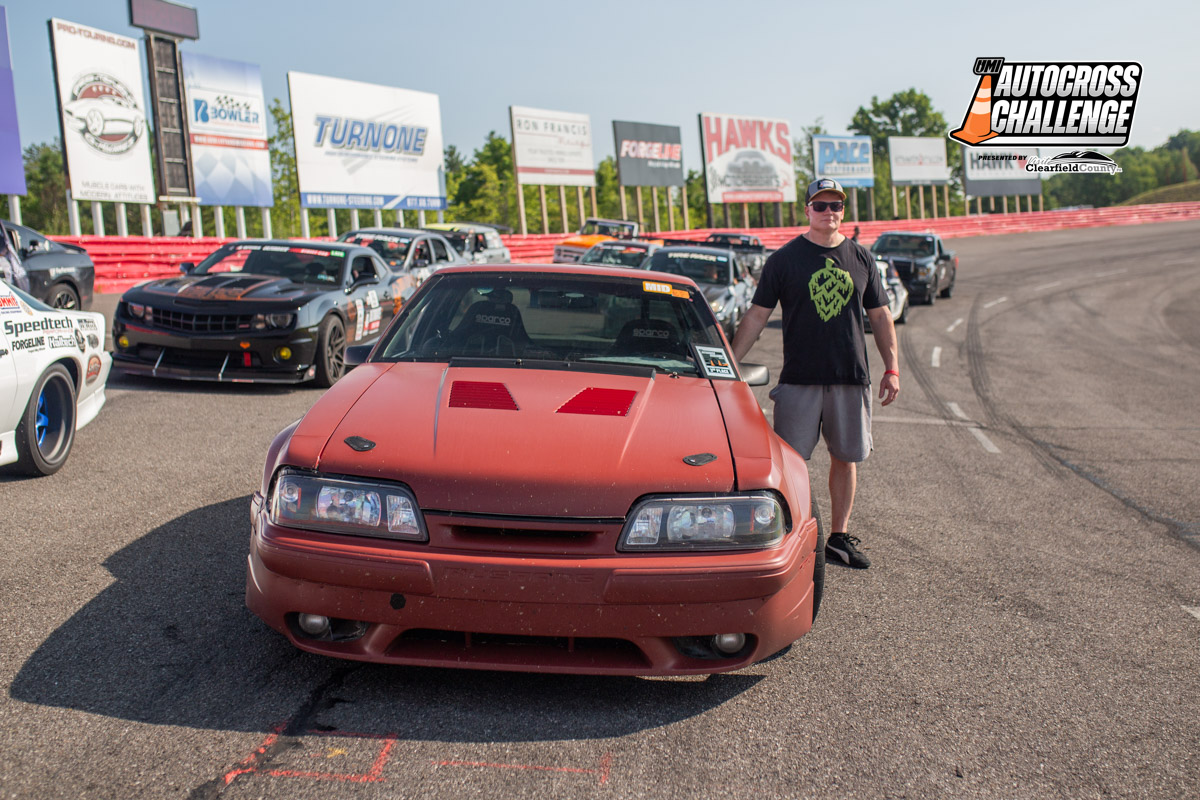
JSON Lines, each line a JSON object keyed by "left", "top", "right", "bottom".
{"left": 879, "top": 371, "right": 899, "bottom": 406}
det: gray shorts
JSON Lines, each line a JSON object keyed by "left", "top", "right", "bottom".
{"left": 769, "top": 383, "right": 873, "bottom": 462}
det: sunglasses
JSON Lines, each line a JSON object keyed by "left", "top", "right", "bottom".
{"left": 808, "top": 201, "right": 844, "bottom": 212}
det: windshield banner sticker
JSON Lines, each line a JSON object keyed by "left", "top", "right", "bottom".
{"left": 695, "top": 345, "right": 737, "bottom": 380}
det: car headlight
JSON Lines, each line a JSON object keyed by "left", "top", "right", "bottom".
{"left": 618, "top": 493, "right": 787, "bottom": 551}
{"left": 269, "top": 468, "right": 427, "bottom": 541}
{"left": 125, "top": 302, "right": 152, "bottom": 322}
{"left": 253, "top": 313, "right": 295, "bottom": 330}
{"left": 916, "top": 262, "right": 934, "bottom": 277}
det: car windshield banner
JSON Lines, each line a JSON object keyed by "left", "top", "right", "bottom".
{"left": 288, "top": 72, "right": 447, "bottom": 210}
{"left": 0, "top": 7, "right": 25, "bottom": 195}
{"left": 613, "top": 120, "right": 684, "bottom": 187}
{"left": 812, "top": 135, "right": 874, "bottom": 189}
{"left": 510, "top": 106, "right": 596, "bottom": 187}
{"left": 182, "top": 53, "right": 272, "bottom": 207}
{"left": 49, "top": 18, "right": 155, "bottom": 203}
{"left": 699, "top": 112, "right": 797, "bottom": 204}
{"left": 888, "top": 136, "right": 950, "bottom": 186}
{"left": 961, "top": 146, "right": 1042, "bottom": 197}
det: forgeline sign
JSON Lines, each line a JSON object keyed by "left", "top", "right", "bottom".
{"left": 950, "top": 58, "right": 1142, "bottom": 148}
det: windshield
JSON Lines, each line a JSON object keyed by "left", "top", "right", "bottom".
{"left": 872, "top": 235, "right": 935, "bottom": 257}
{"left": 341, "top": 233, "right": 412, "bottom": 263}
{"left": 580, "top": 245, "right": 648, "bottom": 268}
{"left": 193, "top": 244, "right": 346, "bottom": 284}
{"left": 580, "top": 221, "right": 631, "bottom": 237}
{"left": 707, "top": 234, "right": 751, "bottom": 246}
{"left": 376, "top": 272, "right": 723, "bottom": 375}
{"left": 646, "top": 251, "right": 730, "bottom": 286}
{"left": 440, "top": 232, "right": 471, "bottom": 255}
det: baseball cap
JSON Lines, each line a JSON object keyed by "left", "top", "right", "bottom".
{"left": 805, "top": 178, "right": 847, "bottom": 203}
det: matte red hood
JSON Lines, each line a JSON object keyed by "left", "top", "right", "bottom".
{"left": 305, "top": 363, "right": 735, "bottom": 517}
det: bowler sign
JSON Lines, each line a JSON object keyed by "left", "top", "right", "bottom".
{"left": 699, "top": 112, "right": 796, "bottom": 204}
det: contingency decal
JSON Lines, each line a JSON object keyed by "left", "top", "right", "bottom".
{"left": 809, "top": 257, "right": 854, "bottom": 322}
{"left": 694, "top": 345, "right": 737, "bottom": 379}
{"left": 86, "top": 355, "right": 102, "bottom": 384}
{"left": 643, "top": 281, "right": 673, "bottom": 295}
{"left": 363, "top": 291, "right": 381, "bottom": 336}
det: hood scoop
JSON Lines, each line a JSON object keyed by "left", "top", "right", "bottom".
{"left": 344, "top": 436, "right": 376, "bottom": 452}
{"left": 449, "top": 381, "right": 519, "bottom": 411}
{"left": 556, "top": 388, "right": 637, "bottom": 417}
{"left": 683, "top": 452, "right": 718, "bottom": 466}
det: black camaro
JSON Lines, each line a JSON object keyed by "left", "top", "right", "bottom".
{"left": 112, "top": 240, "right": 400, "bottom": 386}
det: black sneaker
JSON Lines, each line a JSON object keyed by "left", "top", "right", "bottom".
{"left": 826, "top": 533, "right": 870, "bottom": 569}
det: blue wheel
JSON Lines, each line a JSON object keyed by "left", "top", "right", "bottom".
{"left": 16, "top": 364, "right": 76, "bottom": 476}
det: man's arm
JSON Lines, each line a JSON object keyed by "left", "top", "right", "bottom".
{"left": 730, "top": 304, "right": 773, "bottom": 363}
{"left": 865, "top": 305, "right": 899, "bottom": 406}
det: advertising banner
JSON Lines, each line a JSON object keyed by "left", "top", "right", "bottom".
{"left": 812, "top": 135, "right": 874, "bottom": 189}
{"left": 699, "top": 112, "right": 796, "bottom": 204}
{"left": 888, "top": 136, "right": 950, "bottom": 186}
{"left": 510, "top": 106, "right": 595, "bottom": 187}
{"left": 182, "top": 53, "right": 271, "bottom": 207}
{"left": 49, "top": 18, "right": 155, "bottom": 203}
{"left": 288, "top": 72, "right": 446, "bottom": 210}
{"left": 612, "top": 121, "right": 684, "bottom": 187}
{"left": 0, "top": 7, "right": 25, "bottom": 195}
{"left": 961, "top": 146, "right": 1042, "bottom": 196}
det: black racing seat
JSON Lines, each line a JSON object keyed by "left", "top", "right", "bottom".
{"left": 447, "top": 290, "right": 530, "bottom": 356}
{"left": 609, "top": 317, "right": 687, "bottom": 357}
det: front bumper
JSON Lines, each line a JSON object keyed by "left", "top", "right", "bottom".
{"left": 245, "top": 494, "right": 817, "bottom": 675}
{"left": 112, "top": 320, "right": 320, "bottom": 383}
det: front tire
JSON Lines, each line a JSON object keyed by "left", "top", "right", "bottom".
{"left": 314, "top": 316, "right": 347, "bottom": 388}
{"left": 897, "top": 296, "right": 909, "bottom": 324}
{"left": 940, "top": 276, "right": 955, "bottom": 299}
{"left": 811, "top": 500, "right": 825, "bottom": 622}
{"left": 15, "top": 364, "right": 77, "bottom": 476}
{"left": 49, "top": 282, "right": 81, "bottom": 310}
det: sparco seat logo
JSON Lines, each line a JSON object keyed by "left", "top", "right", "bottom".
{"left": 949, "top": 58, "right": 1141, "bottom": 148}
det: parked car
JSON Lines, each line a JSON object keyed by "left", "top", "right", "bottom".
{"left": 702, "top": 232, "right": 770, "bottom": 277}
{"left": 644, "top": 245, "right": 755, "bottom": 340}
{"left": 553, "top": 218, "right": 640, "bottom": 264}
{"left": 870, "top": 231, "right": 957, "bottom": 305}
{"left": 0, "top": 279, "right": 111, "bottom": 476}
{"left": 865, "top": 256, "right": 909, "bottom": 331}
{"left": 3, "top": 220, "right": 96, "bottom": 310}
{"left": 423, "top": 223, "right": 511, "bottom": 264}
{"left": 338, "top": 228, "right": 470, "bottom": 287}
{"left": 112, "top": 240, "right": 399, "bottom": 387}
{"left": 579, "top": 239, "right": 660, "bottom": 268}
{"left": 245, "top": 263, "right": 823, "bottom": 675}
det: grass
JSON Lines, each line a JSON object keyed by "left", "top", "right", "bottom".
{"left": 1120, "top": 180, "right": 1200, "bottom": 205}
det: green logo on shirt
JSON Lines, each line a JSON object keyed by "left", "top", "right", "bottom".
{"left": 809, "top": 258, "right": 853, "bottom": 321}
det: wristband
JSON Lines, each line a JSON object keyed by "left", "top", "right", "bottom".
{"left": 884, "top": 370, "right": 899, "bottom": 378}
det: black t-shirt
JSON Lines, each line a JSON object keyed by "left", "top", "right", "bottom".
{"left": 751, "top": 234, "right": 888, "bottom": 386}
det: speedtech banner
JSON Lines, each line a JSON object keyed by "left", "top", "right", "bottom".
{"left": 49, "top": 18, "right": 155, "bottom": 203}
{"left": 288, "top": 72, "right": 447, "bottom": 210}
{"left": 699, "top": 112, "right": 796, "bottom": 204}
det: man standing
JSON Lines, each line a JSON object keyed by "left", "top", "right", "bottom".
{"left": 731, "top": 178, "right": 899, "bottom": 569}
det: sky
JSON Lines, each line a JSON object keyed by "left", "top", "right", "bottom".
{"left": 4, "top": 0, "right": 1198, "bottom": 174}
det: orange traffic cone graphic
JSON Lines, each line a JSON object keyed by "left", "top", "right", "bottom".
{"left": 950, "top": 75, "right": 999, "bottom": 145}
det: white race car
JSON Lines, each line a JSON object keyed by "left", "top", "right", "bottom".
{"left": 0, "top": 280, "right": 112, "bottom": 476}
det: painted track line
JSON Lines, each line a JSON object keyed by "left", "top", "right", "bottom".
{"left": 946, "top": 318, "right": 964, "bottom": 333}
{"left": 946, "top": 402, "right": 970, "bottom": 421}
{"left": 1034, "top": 280, "right": 1062, "bottom": 292}
{"left": 983, "top": 296, "right": 1008, "bottom": 309}
{"left": 967, "top": 426, "right": 1001, "bottom": 453}
{"left": 931, "top": 346, "right": 941, "bottom": 368}
{"left": 1183, "top": 606, "right": 1200, "bottom": 622}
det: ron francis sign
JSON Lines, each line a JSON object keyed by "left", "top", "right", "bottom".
{"left": 950, "top": 57, "right": 1141, "bottom": 148}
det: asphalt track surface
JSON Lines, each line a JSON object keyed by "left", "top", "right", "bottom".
{"left": 1, "top": 220, "right": 1198, "bottom": 799}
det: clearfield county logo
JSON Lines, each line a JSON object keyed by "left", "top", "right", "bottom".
{"left": 62, "top": 73, "right": 146, "bottom": 155}
{"left": 949, "top": 58, "right": 1141, "bottom": 148}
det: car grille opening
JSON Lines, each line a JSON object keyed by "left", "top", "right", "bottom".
{"left": 149, "top": 309, "right": 255, "bottom": 334}
{"left": 389, "top": 628, "right": 650, "bottom": 670}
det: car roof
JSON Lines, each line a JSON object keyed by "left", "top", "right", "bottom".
{"left": 593, "top": 239, "right": 655, "bottom": 248}
{"left": 343, "top": 227, "right": 430, "bottom": 237}
{"left": 427, "top": 262, "right": 700, "bottom": 288}
{"left": 224, "top": 239, "right": 375, "bottom": 258}
{"left": 656, "top": 245, "right": 735, "bottom": 257}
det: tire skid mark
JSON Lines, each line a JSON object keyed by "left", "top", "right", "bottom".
{"left": 965, "top": 273, "right": 1200, "bottom": 549}
{"left": 898, "top": 327, "right": 974, "bottom": 451}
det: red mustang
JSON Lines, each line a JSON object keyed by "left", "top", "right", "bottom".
{"left": 246, "top": 264, "right": 823, "bottom": 675}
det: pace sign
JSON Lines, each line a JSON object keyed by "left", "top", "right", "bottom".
{"left": 812, "top": 135, "right": 874, "bottom": 188}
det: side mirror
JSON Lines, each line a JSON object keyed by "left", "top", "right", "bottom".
{"left": 344, "top": 344, "right": 373, "bottom": 369}
{"left": 413, "top": 258, "right": 430, "bottom": 269}
{"left": 179, "top": 261, "right": 195, "bottom": 274}
{"left": 740, "top": 362, "right": 770, "bottom": 386}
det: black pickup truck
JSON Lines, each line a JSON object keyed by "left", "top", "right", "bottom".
{"left": 869, "top": 231, "right": 957, "bottom": 305}
{"left": 701, "top": 232, "right": 769, "bottom": 277}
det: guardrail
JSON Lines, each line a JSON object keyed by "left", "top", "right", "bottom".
{"left": 51, "top": 201, "right": 1200, "bottom": 293}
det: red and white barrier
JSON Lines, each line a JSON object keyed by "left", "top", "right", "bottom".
{"left": 52, "top": 201, "right": 1200, "bottom": 294}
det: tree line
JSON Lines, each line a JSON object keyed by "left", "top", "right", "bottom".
{"left": 14, "top": 91, "right": 1200, "bottom": 237}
